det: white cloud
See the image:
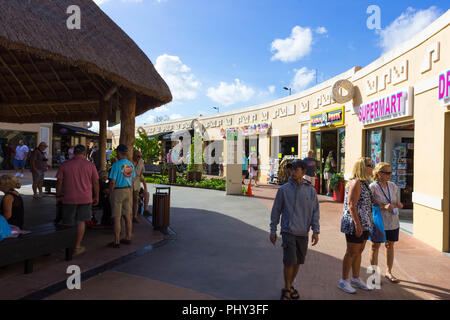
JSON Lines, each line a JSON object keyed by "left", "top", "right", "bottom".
{"left": 154, "top": 106, "right": 169, "bottom": 113}
{"left": 315, "top": 26, "right": 327, "bottom": 34}
{"left": 377, "top": 6, "right": 442, "bottom": 53}
{"left": 146, "top": 115, "right": 156, "bottom": 123}
{"left": 268, "top": 85, "right": 275, "bottom": 94}
{"left": 207, "top": 79, "right": 255, "bottom": 107}
{"left": 291, "top": 67, "right": 316, "bottom": 92}
{"left": 155, "top": 54, "right": 201, "bottom": 102}
{"left": 169, "top": 114, "right": 183, "bottom": 120}
{"left": 270, "top": 26, "right": 313, "bottom": 63}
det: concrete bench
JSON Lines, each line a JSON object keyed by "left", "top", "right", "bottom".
{"left": 0, "top": 223, "right": 76, "bottom": 274}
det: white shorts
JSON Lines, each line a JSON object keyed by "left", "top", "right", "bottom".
{"left": 324, "top": 172, "right": 332, "bottom": 180}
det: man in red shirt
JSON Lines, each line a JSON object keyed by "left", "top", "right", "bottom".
{"left": 56, "top": 144, "right": 99, "bottom": 255}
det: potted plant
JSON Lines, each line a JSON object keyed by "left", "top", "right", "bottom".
{"left": 330, "top": 172, "right": 345, "bottom": 202}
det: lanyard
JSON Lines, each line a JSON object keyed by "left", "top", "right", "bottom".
{"left": 377, "top": 181, "right": 391, "bottom": 204}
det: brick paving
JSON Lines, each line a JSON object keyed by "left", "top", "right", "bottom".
{"left": 251, "top": 184, "right": 450, "bottom": 300}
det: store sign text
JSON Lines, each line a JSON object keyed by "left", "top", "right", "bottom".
{"left": 358, "top": 87, "right": 412, "bottom": 125}
{"left": 311, "top": 107, "right": 344, "bottom": 130}
{"left": 438, "top": 69, "right": 450, "bottom": 106}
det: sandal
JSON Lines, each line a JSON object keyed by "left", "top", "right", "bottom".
{"left": 290, "top": 286, "right": 300, "bottom": 300}
{"left": 280, "top": 288, "right": 291, "bottom": 300}
{"left": 385, "top": 274, "right": 400, "bottom": 283}
{"left": 107, "top": 242, "right": 120, "bottom": 248}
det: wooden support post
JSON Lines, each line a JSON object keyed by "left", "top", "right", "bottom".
{"left": 99, "top": 99, "right": 108, "bottom": 171}
{"left": 119, "top": 88, "right": 136, "bottom": 161}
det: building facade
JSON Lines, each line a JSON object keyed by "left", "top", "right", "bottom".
{"left": 112, "top": 10, "right": 450, "bottom": 252}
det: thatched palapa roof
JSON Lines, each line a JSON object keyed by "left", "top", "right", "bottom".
{"left": 0, "top": 0, "right": 172, "bottom": 123}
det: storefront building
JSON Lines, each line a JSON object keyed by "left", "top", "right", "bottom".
{"left": 0, "top": 122, "right": 51, "bottom": 169}
{"left": 111, "top": 10, "right": 450, "bottom": 252}
{"left": 52, "top": 123, "right": 99, "bottom": 167}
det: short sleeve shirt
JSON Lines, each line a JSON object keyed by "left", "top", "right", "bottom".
{"left": 56, "top": 157, "right": 99, "bottom": 204}
{"left": 133, "top": 159, "right": 145, "bottom": 191}
{"left": 369, "top": 181, "right": 400, "bottom": 230}
{"left": 15, "top": 145, "right": 29, "bottom": 160}
{"left": 31, "top": 149, "right": 48, "bottom": 171}
{"left": 109, "top": 159, "right": 135, "bottom": 188}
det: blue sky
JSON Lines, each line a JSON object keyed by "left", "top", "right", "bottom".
{"left": 92, "top": 0, "right": 449, "bottom": 130}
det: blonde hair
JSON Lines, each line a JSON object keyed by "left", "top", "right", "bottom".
{"left": 373, "top": 162, "right": 391, "bottom": 181}
{"left": 350, "top": 157, "right": 372, "bottom": 182}
{"left": 0, "top": 175, "right": 21, "bottom": 189}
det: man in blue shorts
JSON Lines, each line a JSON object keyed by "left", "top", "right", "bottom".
{"left": 14, "top": 139, "right": 29, "bottom": 178}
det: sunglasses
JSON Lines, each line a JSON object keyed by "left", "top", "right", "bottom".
{"left": 366, "top": 164, "right": 374, "bottom": 168}
{"left": 381, "top": 171, "right": 392, "bottom": 175}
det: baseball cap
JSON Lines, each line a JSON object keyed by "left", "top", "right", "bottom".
{"left": 116, "top": 144, "right": 128, "bottom": 153}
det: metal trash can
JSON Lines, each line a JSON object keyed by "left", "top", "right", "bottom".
{"left": 152, "top": 185, "right": 171, "bottom": 229}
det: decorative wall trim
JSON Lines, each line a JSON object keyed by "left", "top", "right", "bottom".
{"left": 414, "top": 76, "right": 438, "bottom": 95}
{"left": 412, "top": 192, "right": 443, "bottom": 211}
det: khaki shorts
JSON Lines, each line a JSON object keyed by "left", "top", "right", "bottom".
{"left": 110, "top": 188, "right": 132, "bottom": 218}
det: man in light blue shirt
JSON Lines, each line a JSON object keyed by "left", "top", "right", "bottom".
{"left": 109, "top": 144, "right": 135, "bottom": 247}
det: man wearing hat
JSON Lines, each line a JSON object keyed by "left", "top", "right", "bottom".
{"left": 30, "top": 141, "right": 50, "bottom": 199}
{"left": 270, "top": 159, "right": 320, "bottom": 300}
{"left": 108, "top": 144, "right": 135, "bottom": 248}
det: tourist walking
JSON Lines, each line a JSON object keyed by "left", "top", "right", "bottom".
{"left": 323, "top": 151, "right": 336, "bottom": 196}
{"left": 302, "top": 150, "right": 317, "bottom": 187}
{"left": 132, "top": 150, "right": 150, "bottom": 223}
{"left": 270, "top": 159, "right": 320, "bottom": 300}
{"left": 13, "top": 139, "right": 29, "bottom": 178}
{"left": 369, "top": 162, "right": 403, "bottom": 283}
{"left": 56, "top": 144, "right": 99, "bottom": 256}
{"left": 248, "top": 152, "right": 258, "bottom": 186}
{"left": 30, "top": 142, "right": 49, "bottom": 199}
{"left": 0, "top": 175, "right": 24, "bottom": 229}
{"left": 338, "top": 157, "right": 374, "bottom": 294}
{"left": 108, "top": 144, "right": 135, "bottom": 248}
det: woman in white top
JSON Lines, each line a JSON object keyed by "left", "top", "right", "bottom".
{"left": 248, "top": 152, "right": 258, "bottom": 187}
{"left": 369, "top": 162, "right": 403, "bottom": 283}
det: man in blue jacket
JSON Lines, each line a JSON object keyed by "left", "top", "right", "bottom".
{"left": 270, "top": 159, "right": 320, "bottom": 300}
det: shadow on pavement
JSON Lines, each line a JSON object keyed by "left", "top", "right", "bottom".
{"left": 113, "top": 206, "right": 424, "bottom": 300}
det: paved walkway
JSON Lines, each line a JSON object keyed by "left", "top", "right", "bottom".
{"left": 0, "top": 171, "right": 164, "bottom": 300}
{"left": 48, "top": 183, "right": 450, "bottom": 300}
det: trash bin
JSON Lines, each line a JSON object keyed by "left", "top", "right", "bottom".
{"left": 168, "top": 166, "right": 177, "bottom": 184}
{"left": 152, "top": 185, "right": 171, "bottom": 229}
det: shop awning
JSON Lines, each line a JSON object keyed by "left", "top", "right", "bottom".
{"left": 53, "top": 123, "right": 100, "bottom": 139}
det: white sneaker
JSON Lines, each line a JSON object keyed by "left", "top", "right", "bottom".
{"left": 15, "top": 173, "right": 20, "bottom": 177}
{"left": 338, "top": 279, "right": 356, "bottom": 294}
{"left": 20, "top": 174, "right": 24, "bottom": 178}
{"left": 351, "top": 277, "right": 372, "bottom": 291}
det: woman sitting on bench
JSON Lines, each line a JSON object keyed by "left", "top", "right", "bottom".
{"left": 0, "top": 175, "right": 24, "bottom": 229}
